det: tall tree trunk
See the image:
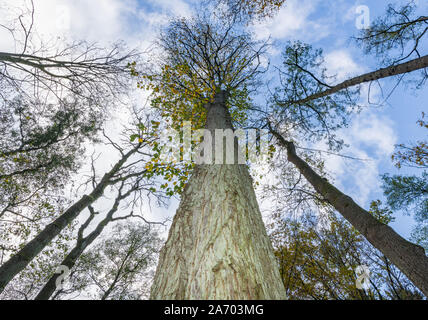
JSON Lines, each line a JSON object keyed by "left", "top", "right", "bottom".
{"left": 270, "top": 128, "right": 428, "bottom": 296}
{"left": 0, "top": 147, "right": 137, "bottom": 294}
{"left": 150, "top": 92, "right": 286, "bottom": 299}
{"left": 283, "top": 55, "right": 428, "bottom": 106}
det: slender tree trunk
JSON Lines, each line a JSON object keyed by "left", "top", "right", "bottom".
{"left": 101, "top": 283, "right": 117, "bottom": 300}
{"left": 0, "top": 147, "right": 136, "bottom": 294}
{"left": 150, "top": 91, "right": 286, "bottom": 300}
{"left": 271, "top": 128, "right": 428, "bottom": 296}
{"left": 285, "top": 55, "right": 428, "bottom": 106}
{"left": 34, "top": 193, "right": 124, "bottom": 300}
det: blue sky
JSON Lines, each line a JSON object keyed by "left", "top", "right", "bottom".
{"left": 1, "top": 0, "right": 426, "bottom": 239}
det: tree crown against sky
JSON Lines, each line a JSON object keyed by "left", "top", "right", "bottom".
{"left": 134, "top": 11, "right": 271, "bottom": 132}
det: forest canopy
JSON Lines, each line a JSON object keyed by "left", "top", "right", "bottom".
{"left": 0, "top": 0, "right": 427, "bottom": 301}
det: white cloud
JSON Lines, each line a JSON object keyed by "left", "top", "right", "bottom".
{"left": 0, "top": 27, "right": 14, "bottom": 52}
{"left": 324, "top": 50, "right": 363, "bottom": 81}
{"left": 316, "top": 50, "right": 396, "bottom": 204}
{"left": 342, "top": 3, "right": 363, "bottom": 24}
{"left": 252, "top": 0, "right": 329, "bottom": 42}
{"left": 349, "top": 112, "right": 396, "bottom": 156}
{"left": 146, "top": 0, "right": 192, "bottom": 18}
{"left": 319, "top": 110, "right": 397, "bottom": 205}
{"left": 42, "top": 0, "right": 143, "bottom": 43}
{"left": 0, "top": 0, "right": 146, "bottom": 50}
{"left": 311, "top": 49, "right": 396, "bottom": 205}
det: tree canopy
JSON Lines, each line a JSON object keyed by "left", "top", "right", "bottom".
{"left": 0, "top": 0, "right": 427, "bottom": 301}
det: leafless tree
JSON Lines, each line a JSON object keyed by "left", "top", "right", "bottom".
{"left": 0, "top": 0, "right": 138, "bottom": 105}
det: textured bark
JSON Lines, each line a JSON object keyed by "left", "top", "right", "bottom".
{"left": 0, "top": 147, "right": 137, "bottom": 294}
{"left": 271, "top": 129, "right": 428, "bottom": 296}
{"left": 286, "top": 55, "right": 428, "bottom": 106}
{"left": 150, "top": 92, "right": 286, "bottom": 300}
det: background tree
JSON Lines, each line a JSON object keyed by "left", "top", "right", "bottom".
{"left": 0, "top": 96, "right": 102, "bottom": 258}
{"left": 0, "top": 0, "right": 138, "bottom": 289}
{"left": 0, "top": 113, "right": 175, "bottom": 294}
{"left": 34, "top": 149, "right": 167, "bottom": 300}
{"left": 382, "top": 114, "right": 428, "bottom": 251}
{"left": 270, "top": 207, "right": 424, "bottom": 300}
{"left": 272, "top": 42, "right": 428, "bottom": 115}
{"left": 268, "top": 123, "right": 428, "bottom": 296}
{"left": 270, "top": 1, "right": 428, "bottom": 109}
{"left": 207, "top": 0, "right": 286, "bottom": 20}
{"left": 0, "top": 0, "right": 136, "bottom": 105}
{"left": 272, "top": 41, "right": 360, "bottom": 151}
{"left": 51, "top": 221, "right": 161, "bottom": 300}
{"left": 261, "top": 1, "right": 428, "bottom": 295}
{"left": 355, "top": 1, "right": 428, "bottom": 66}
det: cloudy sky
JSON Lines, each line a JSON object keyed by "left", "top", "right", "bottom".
{"left": 1, "top": 0, "right": 426, "bottom": 239}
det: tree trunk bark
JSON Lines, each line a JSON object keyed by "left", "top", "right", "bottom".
{"left": 284, "top": 55, "right": 428, "bottom": 106}
{"left": 150, "top": 91, "right": 286, "bottom": 300}
{"left": 270, "top": 128, "right": 428, "bottom": 296}
{"left": 0, "top": 147, "right": 137, "bottom": 294}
